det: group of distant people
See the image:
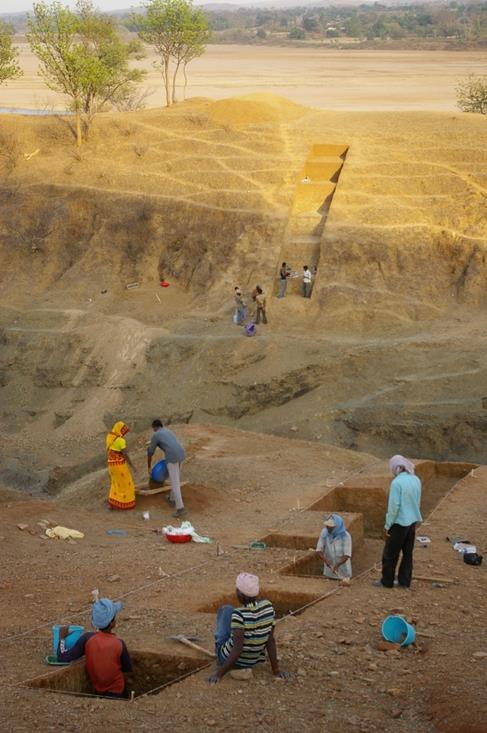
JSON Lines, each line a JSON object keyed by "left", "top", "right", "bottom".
{"left": 232, "top": 263, "right": 315, "bottom": 330}
{"left": 233, "top": 285, "right": 267, "bottom": 329}
{"left": 278, "top": 262, "right": 314, "bottom": 299}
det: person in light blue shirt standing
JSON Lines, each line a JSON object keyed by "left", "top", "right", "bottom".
{"left": 375, "top": 454, "right": 422, "bottom": 589}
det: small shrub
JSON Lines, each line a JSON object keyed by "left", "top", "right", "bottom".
{"left": 456, "top": 75, "right": 487, "bottom": 115}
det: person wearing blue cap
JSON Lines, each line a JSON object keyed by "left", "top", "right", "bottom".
{"left": 57, "top": 598, "right": 132, "bottom": 698}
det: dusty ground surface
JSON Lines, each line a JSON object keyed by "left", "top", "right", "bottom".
{"left": 2, "top": 45, "right": 487, "bottom": 112}
{"left": 0, "top": 425, "right": 486, "bottom": 732}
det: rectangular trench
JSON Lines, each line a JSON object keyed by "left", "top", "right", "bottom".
{"left": 27, "top": 651, "right": 208, "bottom": 698}
{"left": 197, "top": 588, "right": 323, "bottom": 619}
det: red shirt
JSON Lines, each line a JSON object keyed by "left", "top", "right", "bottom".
{"left": 58, "top": 631, "right": 132, "bottom": 695}
{"left": 85, "top": 633, "right": 126, "bottom": 694}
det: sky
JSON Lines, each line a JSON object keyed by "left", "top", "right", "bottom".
{"left": 1, "top": 0, "right": 237, "bottom": 14}
{"left": 1, "top": 0, "right": 136, "bottom": 12}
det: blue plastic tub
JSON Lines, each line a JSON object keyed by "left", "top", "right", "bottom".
{"left": 151, "top": 459, "right": 168, "bottom": 484}
{"left": 381, "top": 615, "right": 416, "bottom": 647}
{"left": 52, "top": 624, "right": 84, "bottom": 656}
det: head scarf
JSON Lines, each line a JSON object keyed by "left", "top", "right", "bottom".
{"left": 323, "top": 513, "right": 347, "bottom": 541}
{"left": 236, "top": 572, "right": 259, "bottom": 598}
{"left": 106, "top": 421, "right": 129, "bottom": 450}
{"left": 92, "top": 598, "right": 123, "bottom": 630}
{"left": 389, "top": 454, "right": 415, "bottom": 476}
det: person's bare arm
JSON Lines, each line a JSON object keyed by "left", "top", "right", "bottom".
{"left": 266, "top": 629, "right": 289, "bottom": 679}
{"left": 208, "top": 629, "right": 244, "bottom": 684}
{"left": 147, "top": 434, "right": 157, "bottom": 474}
{"left": 332, "top": 555, "right": 350, "bottom": 573}
{"left": 121, "top": 450, "right": 134, "bottom": 470}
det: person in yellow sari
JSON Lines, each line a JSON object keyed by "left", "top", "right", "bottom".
{"left": 106, "top": 421, "right": 136, "bottom": 510}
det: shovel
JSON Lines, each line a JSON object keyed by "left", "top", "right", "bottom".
{"left": 169, "top": 634, "right": 216, "bottom": 659}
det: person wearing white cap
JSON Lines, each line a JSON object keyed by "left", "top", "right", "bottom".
{"left": 374, "top": 454, "right": 422, "bottom": 589}
{"left": 316, "top": 513, "right": 352, "bottom": 579}
{"left": 56, "top": 598, "right": 132, "bottom": 698}
{"left": 208, "top": 573, "right": 288, "bottom": 684}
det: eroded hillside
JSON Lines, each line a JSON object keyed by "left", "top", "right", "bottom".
{"left": 1, "top": 95, "right": 487, "bottom": 493}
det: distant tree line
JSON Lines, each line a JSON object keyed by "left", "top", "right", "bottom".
{"left": 204, "top": 2, "right": 486, "bottom": 47}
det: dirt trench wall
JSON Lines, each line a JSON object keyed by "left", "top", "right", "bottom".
{"left": 0, "top": 185, "right": 276, "bottom": 297}
{"left": 315, "top": 219, "right": 487, "bottom": 310}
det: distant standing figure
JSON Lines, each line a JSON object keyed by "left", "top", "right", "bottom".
{"left": 147, "top": 420, "right": 186, "bottom": 518}
{"left": 234, "top": 287, "right": 247, "bottom": 325}
{"left": 375, "top": 455, "right": 422, "bottom": 589}
{"left": 106, "top": 421, "right": 136, "bottom": 510}
{"left": 255, "top": 286, "right": 267, "bottom": 324}
{"left": 277, "top": 262, "right": 291, "bottom": 298}
{"left": 301, "top": 175, "right": 311, "bottom": 184}
{"left": 303, "top": 265, "right": 312, "bottom": 298}
{"left": 316, "top": 514, "right": 352, "bottom": 579}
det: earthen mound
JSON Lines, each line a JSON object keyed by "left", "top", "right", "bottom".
{"left": 207, "top": 93, "right": 306, "bottom": 127}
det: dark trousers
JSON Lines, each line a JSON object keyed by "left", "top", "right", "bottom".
{"left": 381, "top": 522, "right": 416, "bottom": 588}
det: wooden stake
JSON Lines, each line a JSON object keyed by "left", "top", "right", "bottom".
{"left": 412, "top": 575, "right": 455, "bottom": 584}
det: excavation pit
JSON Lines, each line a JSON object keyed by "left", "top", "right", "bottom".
{"left": 415, "top": 461, "right": 477, "bottom": 515}
{"left": 262, "top": 511, "right": 364, "bottom": 550}
{"left": 308, "top": 461, "right": 476, "bottom": 537}
{"left": 279, "top": 539, "right": 383, "bottom": 579}
{"left": 27, "top": 651, "right": 208, "bottom": 699}
{"left": 197, "top": 589, "right": 322, "bottom": 618}
{"left": 308, "top": 479, "right": 388, "bottom": 538}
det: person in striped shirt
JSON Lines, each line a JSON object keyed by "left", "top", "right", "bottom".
{"left": 208, "top": 573, "right": 288, "bottom": 684}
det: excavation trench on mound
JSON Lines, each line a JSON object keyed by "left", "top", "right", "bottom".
{"left": 275, "top": 142, "right": 348, "bottom": 298}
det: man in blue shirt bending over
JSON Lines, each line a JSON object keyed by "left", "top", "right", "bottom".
{"left": 375, "top": 454, "right": 422, "bottom": 589}
{"left": 148, "top": 419, "right": 186, "bottom": 518}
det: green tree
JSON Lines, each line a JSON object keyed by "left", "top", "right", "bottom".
{"left": 0, "top": 21, "right": 22, "bottom": 85}
{"left": 28, "top": 0, "right": 145, "bottom": 146}
{"left": 457, "top": 75, "right": 487, "bottom": 114}
{"left": 133, "top": 0, "right": 209, "bottom": 107}
{"left": 172, "top": 2, "right": 210, "bottom": 103}
{"left": 288, "top": 26, "right": 305, "bottom": 40}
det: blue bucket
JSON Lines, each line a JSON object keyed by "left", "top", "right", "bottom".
{"left": 52, "top": 624, "right": 84, "bottom": 656}
{"left": 381, "top": 615, "right": 416, "bottom": 647}
{"left": 151, "top": 459, "right": 168, "bottom": 484}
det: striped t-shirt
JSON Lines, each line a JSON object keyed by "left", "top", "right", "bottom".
{"left": 219, "top": 599, "right": 275, "bottom": 668}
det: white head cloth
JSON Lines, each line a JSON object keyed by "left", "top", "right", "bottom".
{"left": 389, "top": 454, "right": 415, "bottom": 476}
